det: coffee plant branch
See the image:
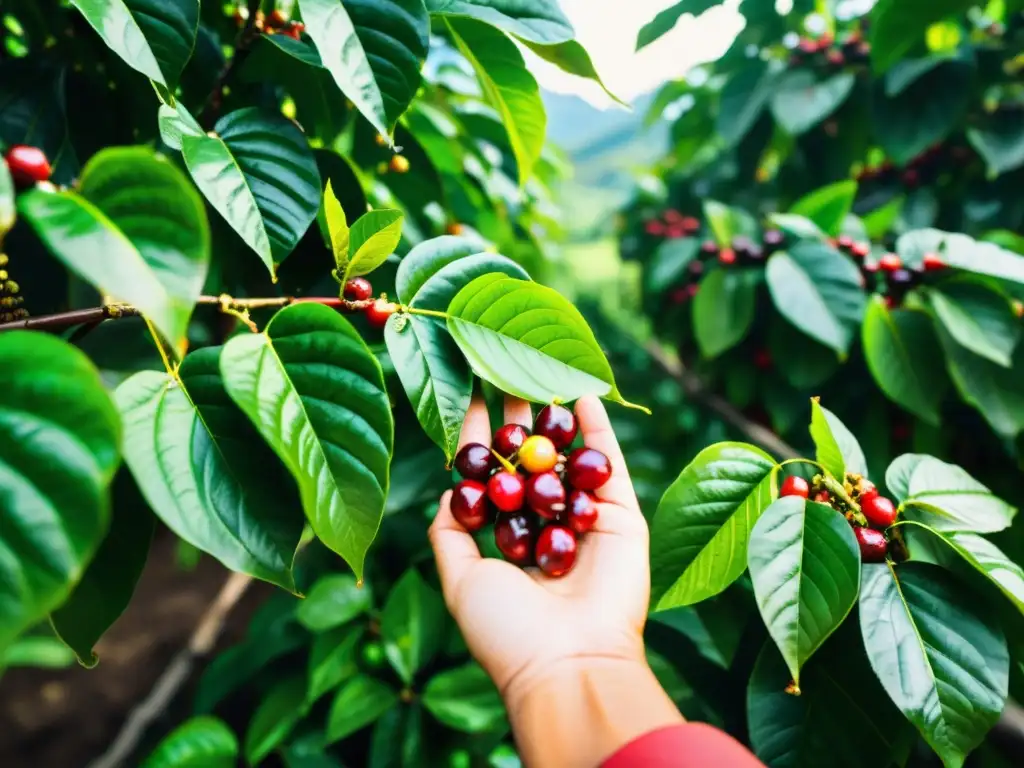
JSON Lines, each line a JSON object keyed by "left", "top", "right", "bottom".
{"left": 197, "top": 0, "right": 263, "bottom": 126}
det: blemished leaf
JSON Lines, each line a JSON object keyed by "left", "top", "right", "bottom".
{"left": 927, "top": 280, "right": 1021, "bottom": 368}
{"left": 297, "top": 574, "right": 371, "bottom": 632}
{"left": 422, "top": 663, "right": 507, "bottom": 733}
{"left": 141, "top": 716, "right": 238, "bottom": 768}
{"left": 860, "top": 562, "right": 1008, "bottom": 768}
{"left": 245, "top": 675, "right": 306, "bottom": 765}
{"left": 381, "top": 570, "right": 446, "bottom": 685}
{"left": 0, "top": 332, "right": 120, "bottom": 657}
{"left": 766, "top": 243, "right": 866, "bottom": 355}
{"left": 220, "top": 304, "right": 394, "bottom": 580}
{"left": 650, "top": 442, "right": 778, "bottom": 610}
{"left": 308, "top": 625, "right": 362, "bottom": 705}
{"left": 790, "top": 181, "right": 858, "bottom": 237}
{"left": 862, "top": 297, "right": 946, "bottom": 425}
{"left": 323, "top": 180, "right": 351, "bottom": 273}
{"left": 447, "top": 17, "right": 546, "bottom": 185}
{"left": 519, "top": 39, "right": 623, "bottom": 104}
{"left": 299, "top": 0, "right": 429, "bottom": 138}
{"left": 424, "top": 0, "right": 574, "bottom": 45}
{"left": 115, "top": 348, "right": 303, "bottom": 591}
{"left": 748, "top": 498, "right": 861, "bottom": 686}
{"left": 810, "top": 399, "right": 868, "bottom": 480}
{"left": 646, "top": 238, "right": 701, "bottom": 293}
{"left": 968, "top": 112, "right": 1024, "bottom": 177}
{"left": 326, "top": 675, "right": 399, "bottom": 744}
{"left": 870, "top": 0, "right": 978, "bottom": 74}
{"left": 343, "top": 210, "right": 404, "bottom": 281}
{"left": 179, "top": 106, "right": 321, "bottom": 279}
{"left": 70, "top": 0, "right": 199, "bottom": 87}
{"left": 635, "top": 0, "right": 720, "bottom": 50}
{"left": 446, "top": 274, "right": 642, "bottom": 409}
{"left": 692, "top": 268, "right": 757, "bottom": 359}
{"left": 19, "top": 147, "right": 210, "bottom": 345}
{"left": 770, "top": 71, "right": 855, "bottom": 136}
{"left": 716, "top": 59, "right": 775, "bottom": 148}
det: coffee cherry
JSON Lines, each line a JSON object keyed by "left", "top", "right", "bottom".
{"left": 922, "top": 252, "right": 945, "bottom": 272}
{"left": 754, "top": 349, "right": 772, "bottom": 371}
{"left": 688, "top": 260, "right": 704, "bottom": 276}
{"left": 454, "top": 442, "right": 494, "bottom": 482}
{"left": 343, "top": 277, "right": 372, "bottom": 302}
{"left": 487, "top": 470, "right": 525, "bottom": 513}
{"left": 446, "top": 222, "right": 464, "bottom": 236}
{"left": 365, "top": 299, "right": 396, "bottom": 328}
{"left": 534, "top": 404, "right": 577, "bottom": 450}
{"left": 850, "top": 242, "right": 871, "bottom": 260}
{"left": 495, "top": 514, "right": 536, "bottom": 565}
{"left": 855, "top": 526, "right": 888, "bottom": 563}
{"left": 493, "top": 423, "right": 529, "bottom": 458}
{"left": 361, "top": 640, "right": 386, "bottom": 669}
{"left": 836, "top": 235, "right": 854, "bottom": 250}
{"left": 718, "top": 248, "right": 737, "bottom": 266}
{"left": 566, "top": 490, "right": 598, "bottom": 533}
{"left": 526, "top": 471, "right": 567, "bottom": 519}
{"left": 813, "top": 490, "right": 831, "bottom": 503}
{"left": 5, "top": 145, "right": 52, "bottom": 186}
{"left": 700, "top": 240, "right": 719, "bottom": 256}
{"left": 902, "top": 169, "right": 920, "bottom": 188}
{"left": 763, "top": 229, "right": 784, "bottom": 248}
{"left": 268, "top": 8, "right": 288, "bottom": 27}
{"left": 681, "top": 216, "right": 701, "bottom": 233}
{"left": 860, "top": 491, "right": 897, "bottom": 528}
{"left": 519, "top": 435, "right": 558, "bottom": 474}
{"left": 535, "top": 525, "right": 578, "bottom": 577}
{"left": 389, "top": 155, "right": 410, "bottom": 173}
{"left": 451, "top": 480, "right": 488, "bottom": 532}
{"left": 780, "top": 476, "right": 810, "bottom": 499}
{"left": 645, "top": 220, "right": 665, "bottom": 236}
{"left": 878, "top": 253, "right": 902, "bottom": 272}
{"left": 566, "top": 447, "right": 612, "bottom": 491}
{"left": 826, "top": 49, "right": 845, "bottom": 67}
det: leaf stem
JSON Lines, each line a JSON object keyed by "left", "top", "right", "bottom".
{"left": 142, "top": 316, "right": 177, "bottom": 376}
{"left": 400, "top": 305, "right": 448, "bottom": 319}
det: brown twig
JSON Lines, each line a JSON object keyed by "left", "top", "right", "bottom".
{"left": 197, "top": 0, "right": 264, "bottom": 128}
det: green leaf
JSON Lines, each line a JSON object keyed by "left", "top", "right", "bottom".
{"left": 141, "top": 716, "right": 238, "bottom": 768}
{"left": 790, "top": 181, "right": 858, "bottom": 237}
{"left": 968, "top": 112, "right": 1024, "bottom": 177}
{"left": 115, "top": 349, "right": 303, "bottom": 591}
{"left": 297, "top": 574, "right": 371, "bottom": 632}
{"left": 770, "top": 71, "right": 855, "bottom": 136}
{"left": 220, "top": 304, "right": 394, "bottom": 580}
{"left": 178, "top": 106, "right": 321, "bottom": 279}
{"left": 860, "top": 562, "right": 1008, "bottom": 768}
{"left": 157, "top": 102, "right": 204, "bottom": 152}
{"left": 748, "top": 497, "right": 861, "bottom": 686}
{"left": 343, "top": 210, "right": 404, "bottom": 281}
{"left": 862, "top": 297, "right": 946, "bottom": 424}
{"left": 446, "top": 274, "right": 642, "bottom": 409}
{"left": 635, "top": 0, "right": 720, "bottom": 50}
{"left": 768, "top": 319, "right": 839, "bottom": 390}
{"left": 886, "top": 54, "right": 957, "bottom": 96}
{"left": 0, "top": 332, "right": 120, "bottom": 656}
{"left": 381, "top": 569, "right": 446, "bottom": 685}
{"left": 692, "top": 268, "right": 757, "bottom": 359}
{"left": 369, "top": 704, "right": 424, "bottom": 768}
{"left": 646, "top": 238, "right": 701, "bottom": 293}
{"left": 518, "top": 40, "right": 623, "bottom": 104}
{"left": 716, "top": 59, "right": 776, "bottom": 148}
{"left": 863, "top": 196, "right": 905, "bottom": 240}
{"left": 245, "top": 675, "right": 306, "bottom": 765}
{"left": 765, "top": 243, "right": 866, "bottom": 355}
{"left": 299, "top": 0, "right": 429, "bottom": 138}
{"left": 703, "top": 199, "right": 754, "bottom": 247}
{"left": 650, "top": 442, "right": 778, "bottom": 610}
{"left": 1, "top": 636, "right": 76, "bottom": 669}
{"left": 324, "top": 180, "right": 351, "bottom": 273}
{"left": 70, "top": 0, "right": 199, "bottom": 87}
{"left": 927, "top": 281, "right": 1020, "bottom": 367}
{"left": 422, "top": 662, "right": 506, "bottom": 733}
{"left": 326, "top": 675, "right": 398, "bottom": 744}
{"left": 308, "top": 625, "right": 362, "bottom": 705}
{"left": 766, "top": 212, "right": 826, "bottom": 242}
{"left": 19, "top": 147, "right": 210, "bottom": 345}
{"left": 869, "top": 0, "right": 977, "bottom": 74}
{"left": 424, "top": 0, "right": 574, "bottom": 44}
{"left": 809, "top": 399, "right": 864, "bottom": 479}
{"left": 447, "top": 17, "right": 546, "bottom": 185}
{"left": 394, "top": 236, "right": 490, "bottom": 304}
{"left": 0, "top": 157, "right": 13, "bottom": 236}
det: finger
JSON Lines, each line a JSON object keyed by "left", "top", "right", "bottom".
{"left": 428, "top": 491, "right": 482, "bottom": 610}
{"left": 574, "top": 395, "right": 639, "bottom": 511}
{"left": 459, "top": 394, "right": 491, "bottom": 450}
{"left": 504, "top": 396, "right": 533, "bottom": 429}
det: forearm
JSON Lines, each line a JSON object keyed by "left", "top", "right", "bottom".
{"left": 505, "top": 657, "right": 685, "bottom": 768}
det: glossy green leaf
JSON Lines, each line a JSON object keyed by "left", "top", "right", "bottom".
{"left": 810, "top": 399, "right": 867, "bottom": 480}
{"left": 299, "top": 0, "right": 429, "bottom": 138}
{"left": 519, "top": 40, "right": 623, "bottom": 104}
{"left": 446, "top": 274, "right": 641, "bottom": 409}
{"left": 0, "top": 158, "right": 13, "bottom": 236}
{"left": 19, "top": 147, "right": 209, "bottom": 345}
{"left": 790, "top": 181, "right": 858, "bottom": 237}
{"left": 650, "top": 442, "right": 778, "bottom": 610}
{"left": 245, "top": 675, "right": 306, "bottom": 765}
{"left": 157, "top": 102, "right": 203, "bottom": 151}
{"left": 394, "top": 236, "right": 490, "bottom": 304}
{"left": 927, "top": 281, "right": 1020, "bottom": 368}
{"left": 308, "top": 625, "right": 362, "bottom": 705}
{"left": 422, "top": 662, "right": 506, "bottom": 733}
{"left": 748, "top": 498, "right": 860, "bottom": 686}
{"left": 1, "top": 636, "right": 76, "bottom": 670}
{"left": 343, "top": 210, "right": 404, "bottom": 281}
{"left": 768, "top": 319, "right": 839, "bottom": 390}
{"left": 296, "top": 574, "right": 371, "bottom": 632}
{"left": 860, "top": 562, "right": 1008, "bottom": 768}
{"left": 70, "top": 0, "right": 199, "bottom": 87}
{"left": 703, "top": 199, "right": 754, "bottom": 247}
{"left": 862, "top": 297, "right": 945, "bottom": 424}
{"left": 369, "top": 704, "right": 424, "bottom": 768}
{"left": 326, "top": 675, "right": 399, "bottom": 744}
{"left": 635, "top": 0, "right": 719, "bottom": 50}
{"left": 968, "top": 113, "right": 1024, "bottom": 177}
{"left": 179, "top": 107, "right": 321, "bottom": 279}
{"left": 424, "top": 0, "right": 574, "bottom": 44}
{"left": 381, "top": 569, "right": 446, "bottom": 685}
{"left": 770, "top": 71, "right": 855, "bottom": 136}
{"left": 716, "top": 59, "right": 775, "bottom": 148}
{"left": 448, "top": 17, "right": 545, "bottom": 185}
{"left": 863, "top": 196, "right": 905, "bottom": 240}
{"left": 220, "top": 304, "right": 394, "bottom": 580}
{"left": 870, "top": 0, "right": 977, "bottom": 74}
{"left": 885, "top": 54, "right": 955, "bottom": 96}
{"left": 767, "top": 213, "right": 826, "bottom": 242}
{"left": 766, "top": 243, "right": 866, "bottom": 355}
{"left": 324, "top": 180, "right": 351, "bottom": 273}
{"left": 141, "top": 716, "right": 238, "bottom": 768}
{"left": 115, "top": 348, "right": 303, "bottom": 591}
{"left": 0, "top": 333, "right": 120, "bottom": 656}
{"left": 692, "top": 268, "right": 757, "bottom": 359}
{"left": 646, "top": 237, "right": 701, "bottom": 294}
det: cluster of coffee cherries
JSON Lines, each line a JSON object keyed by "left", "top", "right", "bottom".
{"left": 1, "top": 145, "right": 53, "bottom": 323}
{"left": 668, "top": 230, "right": 785, "bottom": 306}
{"left": 788, "top": 31, "right": 870, "bottom": 70}
{"left": 449, "top": 404, "right": 611, "bottom": 577}
{"left": 643, "top": 209, "right": 701, "bottom": 240}
{"left": 780, "top": 472, "right": 899, "bottom": 562}
{"left": 832, "top": 238, "right": 946, "bottom": 308}
{"left": 234, "top": 7, "right": 305, "bottom": 39}
{"left": 341, "top": 278, "right": 396, "bottom": 328}
{"left": 855, "top": 143, "right": 976, "bottom": 188}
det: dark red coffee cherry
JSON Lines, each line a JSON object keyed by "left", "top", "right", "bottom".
{"left": 454, "top": 442, "right": 494, "bottom": 482}
{"left": 451, "top": 480, "right": 488, "bottom": 532}
{"left": 495, "top": 514, "right": 537, "bottom": 565}
{"left": 493, "top": 423, "right": 529, "bottom": 458}
{"left": 534, "top": 404, "right": 578, "bottom": 450}
{"left": 566, "top": 490, "right": 598, "bottom": 534}
{"left": 526, "top": 471, "right": 567, "bottom": 519}
{"left": 780, "top": 476, "right": 810, "bottom": 499}
{"left": 855, "top": 526, "right": 888, "bottom": 563}
{"left": 860, "top": 491, "right": 897, "bottom": 528}
{"left": 5, "top": 145, "right": 52, "bottom": 186}
{"left": 566, "top": 447, "right": 612, "bottom": 491}
{"left": 487, "top": 470, "right": 525, "bottom": 513}
{"left": 365, "top": 299, "right": 396, "bottom": 328}
{"left": 343, "top": 277, "right": 372, "bottom": 302}
{"left": 535, "top": 525, "right": 578, "bottom": 577}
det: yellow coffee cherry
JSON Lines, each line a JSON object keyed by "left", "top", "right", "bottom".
{"left": 518, "top": 435, "right": 558, "bottom": 474}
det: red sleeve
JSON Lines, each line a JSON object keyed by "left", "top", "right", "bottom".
{"left": 602, "top": 723, "right": 765, "bottom": 768}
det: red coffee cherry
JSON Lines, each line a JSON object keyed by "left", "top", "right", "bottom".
{"left": 526, "top": 471, "right": 566, "bottom": 519}
{"left": 535, "top": 525, "right": 578, "bottom": 577}
{"left": 365, "top": 300, "right": 396, "bottom": 328}
{"left": 493, "top": 423, "right": 529, "bottom": 458}
{"left": 343, "top": 277, "right": 373, "bottom": 302}
{"left": 519, "top": 435, "right": 559, "bottom": 474}
{"left": 5, "top": 145, "right": 52, "bottom": 186}
{"left": 878, "top": 253, "right": 902, "bottom": 272}
{"left": 454, "top": 442, "right": 493, "bottom": 482}
{"left": 487, "top": 470, "right": 525, "bottom": 513}
{"left": 922, "top": 252, "right": 945, "bottom": 272}
{"left": 451, "top": 480, "right": 488, "bottom": 532}
{"left": 855, "top": 526, "right": 888, "bottom": 563}
{"left": 566, "top": 448, "right": 612, "bottom": 491}
{"left": 566, "top": 490, "right": 598, "bottom": 534}
{"left": 860, "top": 491, "right": 897, "bottom": 528}
{"left": 780, "top": 476, "right": 810, "bottom": 499}
{"left": 534, "top": 404, "right": 578, "bottom": 450}
{"left": 495, "top": 514, "right": 536, "bottom": 565}
{"left": 718, "top": 248, "right": 737, "bottom": 266}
